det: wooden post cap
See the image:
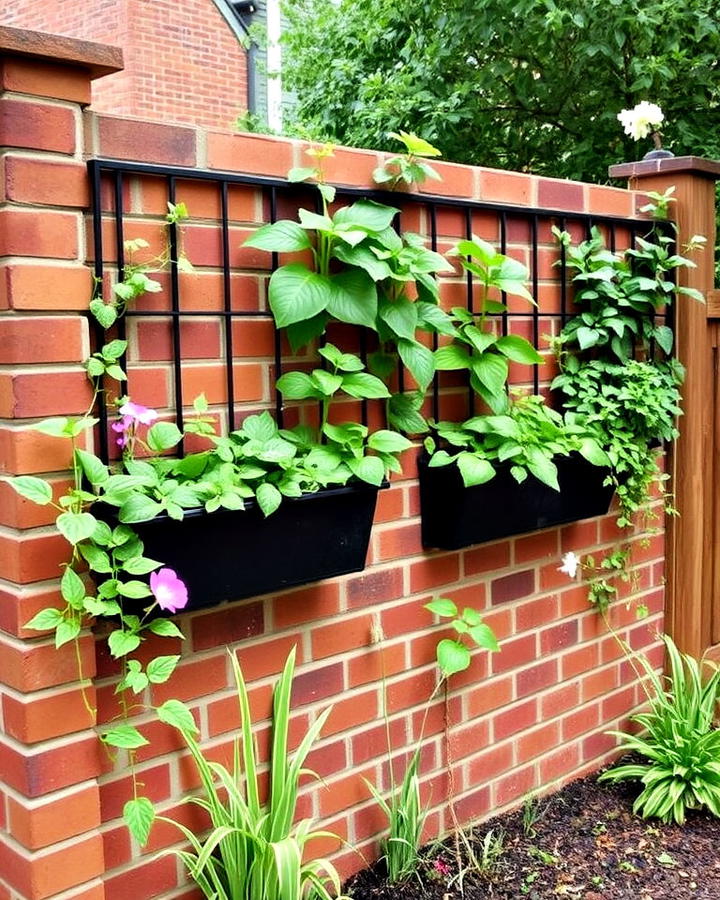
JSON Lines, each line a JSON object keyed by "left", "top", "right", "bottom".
{"left": 609, "top": 156, "right": 720, "bottom": 181}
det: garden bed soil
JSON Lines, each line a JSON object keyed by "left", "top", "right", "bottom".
{"left": 345, "top": 766, "right": 720, "bottom": 899}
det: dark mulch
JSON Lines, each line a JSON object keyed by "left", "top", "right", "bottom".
{"left": 345, "top": 763, "right": 720, "bottom": 899}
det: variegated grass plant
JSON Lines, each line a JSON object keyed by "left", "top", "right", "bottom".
{"left": 600, "top": 634, "right": 720, "bottom": 824}
{"left": 159, "top": 647, "right": 345, "bottom": 899}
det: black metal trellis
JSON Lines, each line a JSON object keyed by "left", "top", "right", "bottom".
{"left": 87, "top": 158, "right": 648, "bottom": 464}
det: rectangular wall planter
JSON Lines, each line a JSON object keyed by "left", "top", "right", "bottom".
{"left": 98, "top": 483, "right": 384, "bottom": 612}
{"left": 418, "top": 452, "right": 614, "bottom": 550}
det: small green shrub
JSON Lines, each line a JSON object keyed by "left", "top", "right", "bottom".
{"left": 600, "top": 635, "right": 720, "bottom": 825}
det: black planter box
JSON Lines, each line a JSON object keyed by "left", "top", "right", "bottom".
{"left": 100, "top": 482, "right": 384, "bottom": 612}
{"left": 418, "top": 452, "right": 614, "bottom": 550}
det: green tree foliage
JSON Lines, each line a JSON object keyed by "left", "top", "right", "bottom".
{"left": 281, "top": 0, "right": 720, "bottom": 182}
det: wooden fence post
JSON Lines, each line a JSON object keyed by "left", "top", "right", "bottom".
{"left": 609, "top": 157, "right": 720, "bottom": 660}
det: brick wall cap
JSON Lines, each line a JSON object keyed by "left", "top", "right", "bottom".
{"left": 609, "top": 155, "right": 720, "bottom": 181}
{"left": 0, "top": 25, "right": 123, "bottom": 79}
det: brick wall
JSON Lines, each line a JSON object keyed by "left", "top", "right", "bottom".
{"left": 0, "top": 28, "right": 670, "bottom": 900}
{"left": 0, "top": 0, "right": 248, "bottom": 129}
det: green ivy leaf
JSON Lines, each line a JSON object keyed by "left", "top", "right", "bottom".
{"left": 437, "top": 638, "right": 471, "bottom": 677}
{"left": 123, "top": 797, "right": 155, "bottom": 847}
{"left": 89, "top": 298, "right": 117, "bottom": 329}
{"left": 57, "top": 512, "right": 98, "bottom": 545}
{"left": 256, "top": 482, "right": 283, "bottom": 517}
{"left": 146, "top": 655, "right": 180, "bottom": 684}
{"left": 157, "top": 699, "right": 198, "bottom": 734}
{"left": 425, "top": 597, "right": 458, "bottom": 618}
{"left": 24, "top": 607, "right": 64, "bottom": 631}
{"left": 347, "top": 455, "right": 385, "bottom": 486}
{"left": 146, "top": 422, "right": 183, "bottom": 452}
{"left": 147, "top": 619, "right": 185, "bottom": 639}
{"left": 243, "top": 220, "right": 312, "bottom": 252}
{"left": 276, "top": 371, "right": 321, "bottom": 400}
{"left": 398, "top": 339, "right": 435, "bottom": 390}
{"left": 457, "top": 453, "right": 496, "bottom": 487}
{"left": 123, "top": 557, "right": 163, "bottom": 576}
{"left": 367, "top": 430, "right": 412, "bottom": 454}
{"left": 116, "top": 580, "right": 153, "bottom": 599}
{"left": 494, "top": 335, "right": 543, "bottom": 364}
{"left": 468, "top": 623, "right": 499, "bottom": 652}
{"left": 108, "top": 630, "right": 142, "bottom": 658}
{"left": 55, "top": 618, "right": 81, "bottom": 648}
{"left": 118, "top": 495, "right": 164, "bottom": 524}
{"left": 102, "top": 723, "right": 149, "bottom": 749}
{"left": 9, "top": 476, "right": 53, "bottom": 505}
{"left": 268, "top": 264, "right": 334, "bottom": 328}
{"left": 341, "top": 372, "right": 391, "bottom": 399}
{"left": 61, "top": 567, "right": 86, "bottom": 606}
{"left": 327, "top": 268, "right": 378, "bottom": 329}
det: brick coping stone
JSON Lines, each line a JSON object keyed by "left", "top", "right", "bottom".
{"left": 0, "top": 24, "right": 123, "bottom": 79}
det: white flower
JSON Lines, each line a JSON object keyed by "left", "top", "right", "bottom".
{"left": 617, "top": 102, "right": 664, "bottom": 141}
{"left": 558, "top": 551, "right": 581, "bottom": 579}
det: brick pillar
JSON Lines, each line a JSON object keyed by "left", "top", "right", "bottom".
{"left": 610, "top": 157, "right": 720, "bottom": 659}
{"left": 0, "top": 26, "right": 122, "bottom": 900}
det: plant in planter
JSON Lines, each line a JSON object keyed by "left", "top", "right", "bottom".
{"left": 418, "top": 237, "right": 611, "bottom": 549}
{"left": 242, "top": 148, "right": 455, "bottom": 424}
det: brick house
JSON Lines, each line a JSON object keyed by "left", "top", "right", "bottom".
{"left": 0, "top": 0, "right": 284, "bottom": 130}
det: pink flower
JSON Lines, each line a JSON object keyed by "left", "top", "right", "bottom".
{"left": 433, "top": 859, "right": 450, "bottom": 876}
{"left": 119, "top": 401, "right": 158, "bottom": 426}
{"left": 150, "top": 568, "right": 189, "bottom": 613}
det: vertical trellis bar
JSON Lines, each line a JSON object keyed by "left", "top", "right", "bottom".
{"left": 220, "top": 181, "right": 236, "bottom": 431}
{"left": 167, "top": 176, "right": 185, "bottom": 452}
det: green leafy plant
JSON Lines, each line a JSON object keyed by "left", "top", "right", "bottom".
{"left": 366, "top": 598, "right": 498, "bottom": 883}
{"left": 553, "top": 357, "right": 683, "bottom": 526}
{"left": 600, "top": 635, "right": 720, "bottom": 825}
{"left": 242, "top": 148, "right": 454, "bottom": 398}
{"left": 159, "top": 648, "right": 345, "bottom": 899}
{"left": 373, "top": 130, "right": 442, "bottom": 189}
{"left": 425, "top": 392, "right": 609, "bottom": 489}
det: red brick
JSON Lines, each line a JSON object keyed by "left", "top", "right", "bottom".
{"left": 493, "top": 698, "right": 537, "bottom": 740}
{"left": 151, "top": 654, "right": 228, "bottom": 705}
{"left": 562, "top": 703, "right": 600, "bottom": 741}
{"left": 320, "top": 145, "right": 382, "bottom": 187}
{"left": 516, "top": 659, "right": 558, "bottom": 698}
{"left": 0, "top": 632, "right": 95, "bottom": 692}
{"left": 374, "top": 484, "right": 404, "bottom": 524}
{"left": 0, "top": 264, "right": 92, "bottom": 312}
{"left": 453, "top": 784, "right": 492, "bottom": 824}
{"left": 491, "top": 569, "right": 535, "bottom": 605}
{"left": 381, "top": 597, "right": 431, "bottom": 638}
{"left": 0, "top": 98, "right": 76, "bottom": 154}
{"left": 409, "top": 553, "right": 460, "bottom": 593}
{"left": 207, "top": 131, "right": 294, "bottom": 177}
{"left": 1, "top": 156, "right": 89, "bottom": 207}
{"left": 0, "top": 734, "right": 103, "bottom": 797}
{"left": 230, "top": 317, "right": 276, "bottom": 358}
{"left": 494, "top": 764, "right": 536, "bottom": 808}
{"left": 291, "top": 661, "right": 344, "bottom": 706}
{"left": 347, "top": 642, "right": 406, "bottom": 689}
{"left": 539, "top": 743, "right": 581, "bottom": 783}
{"left": 104, "top": 855, "right": 178, "bottom": 900}
{"left": 560, "top": 519, "right": 598, "bottom": 553}
{"left": 0, "top": 530, "right": 70, "bottom": 583}
{"left": 561, "top": 643, "right": 600, "bottom": 679}
{"left": 540, "top": 620, "right": 578, "bottom": 654}
{"left": 517, "top": 721, "right": 561, "bottom": 765}
{"left": 0, "top": 316, "right": 85, "bottom": 365}
{"left": 134, "top": 318, "right": 222, "bottom": 361}
{"left": 7, "top": 784, "right": 100, "bottom": 850}
{"left": 318, "top": 767, "right": 375, "bottom": 818}
{"left": 0, "top": 478, "right": 72, "bottom": 530}
{"left": 99, "top": 764, "right": 171, "bottom": 823}
{"left": 0, "top": 369, "right": 91, "bottom": 418}
{"left": 97, "top": 115, "right": 196, "bottom": 166}
{"left": 191, "top": 601, "right": 263, "bottom": 651}
{"left": 540, "top": 681, "right": 580, "bottom": 719}
{"left": 479, "top": 168, "right": 533, "bottom": 205}
{"left": 515, "top": 594, "right": 558, "bottom": 631}
{"left": 587, "top": 185, "right": 634, "bottom": 218}
{"left": 311, "top": 613, "right": 373, "bottom": 660}
{"left": 464, "top": 539, "right": 511, "bottom": 576}
{"left": 324, "top": 690, "right": 378, "bottom": 737}
{"left": 418, "top": 160, "right": 474, "bottom": 198}
{"left": 2, "top": 685, "right": 96, "bottom": 743}
{"left": 492, "top": 633, "right": 536, "bottom": 674}
{"left": 537, "top": 178, "right": 585, "bottom": 212}
{"left": 346, "top": 566, "right": 404, "bottom": 609}
{"left": 375, "top": 521, "right": 423, "bottom": 561}
{"left": 0, "top": 831, "right": 104, "bottom": 899}
{"left": 466, "top": 675, "right": 513, "bottom": 717}
{"left": 0, "top": 209, "right": 79, "bottom": 259}
{"left": 0, "top": 58, "right": 92, "bottom": 104}
{"left": 273, "top": 582, "right": 340, "bottom": 630}
{"left": 514, "top": 529, "right": 559, "bottom": 564}
{"left": 386, "top": 668, "right": 436, "bottom": 715}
